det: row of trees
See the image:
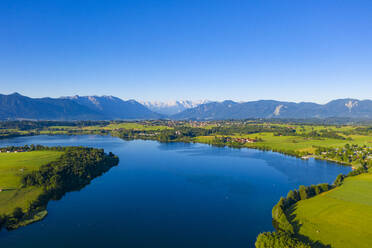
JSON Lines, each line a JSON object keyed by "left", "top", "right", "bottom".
{"left": 0, "top": 120, "right": 109, "bottom": 131}
{"left": 0, "top": 144, "right": 67, "bottom": 152}
{"left": 272, "top": 183, "right": 333, "bottom": 233}
{"left": 115, "top": 127, "right": 214, "bottom": 143}
{"left": 334, "top": 166, "right": 368, "bottom": 186}
{"left": 303, "top": 130, "right": 347, "bottom": 140}
{"left": 255, "top": 231, "right": 311, "bottom": 248}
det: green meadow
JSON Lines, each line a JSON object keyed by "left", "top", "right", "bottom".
{"left": 0, "top": 151, "right": 62, "bottom": 215}
{"left": 293, "top": 173, "right": 372, "bottom": 248}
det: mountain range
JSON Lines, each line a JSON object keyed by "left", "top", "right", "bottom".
{"left": 141, "top": 100, "right": 210, "bottom": 115}
{"left": 1, "top": 93, "right": 372, "bottom": 120}
{"left": 172, "top": 99, "right": 372, "bottom": 120}
{"left": 62, "top": 95, "right": 162, "bottom": 119}
{"left": 0, "top": 93, "right": 161, "bottom": 120}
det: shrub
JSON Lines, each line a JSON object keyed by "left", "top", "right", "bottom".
{"left": 255, "top": 231, "right": 311, "bottom": 248}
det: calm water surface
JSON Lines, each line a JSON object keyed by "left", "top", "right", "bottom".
{"left": 0, "top": 135, "right": 351, "bottom": 248}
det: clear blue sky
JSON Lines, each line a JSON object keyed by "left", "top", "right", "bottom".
{"left": 1, "top": 0, "right": 371, "bottom": 103}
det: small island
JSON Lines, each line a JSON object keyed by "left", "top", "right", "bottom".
{"left": 0, "top": 145, "right": 119, "bottom": 230}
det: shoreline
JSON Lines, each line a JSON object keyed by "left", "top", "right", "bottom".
{"left": 1, "top": 132, "right": 356, "bottom": 170}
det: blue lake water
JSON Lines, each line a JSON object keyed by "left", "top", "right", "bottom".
{"left": 0, "top": 135, "right": 351, "bottom": 247}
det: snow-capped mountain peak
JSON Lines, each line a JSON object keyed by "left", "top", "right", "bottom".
{"left": 141, "top": 100, "right": 210, "bottom": 115}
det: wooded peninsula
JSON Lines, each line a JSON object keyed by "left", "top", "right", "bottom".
{"left": 0, "top": 145, "right": 119, "bottom": 230}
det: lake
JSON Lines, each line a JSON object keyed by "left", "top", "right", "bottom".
{"left": 0, "top": 135, "right": 351, "bottom": 248}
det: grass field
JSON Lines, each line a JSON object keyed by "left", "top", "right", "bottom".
{"left": 0, "top": 151, "right": 62, "bottom": 215}
{"left": 0, "top": 151, "right": 62, "bottom": 188}
{"left": 292, "top": 173, "right": 372, "bottom": 248}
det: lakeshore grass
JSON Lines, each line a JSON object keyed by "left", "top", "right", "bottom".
{"left": 292, "top": 173, "right": 372, "bottom": 248}
{"left": 0, "top": 151, "right": 63, "bottom": 188}
{"left": 0, "top": 151, "right": 62, "bottom": 215}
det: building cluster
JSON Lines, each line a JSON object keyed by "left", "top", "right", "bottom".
{"left": 188, "top": 121, "right": 212, "bottom": 128}
{"left": 0, "top": 149, "right": 26, "bottom": 153}
{"left": 319, "top": 145, "right": 372, "bottom": 164}
{"left": 225, "top": 137, "right": 257, "bottom": 144}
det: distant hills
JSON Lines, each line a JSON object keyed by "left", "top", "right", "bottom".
{"left": 1, "top": 93, "right": 372, "bottom": 120}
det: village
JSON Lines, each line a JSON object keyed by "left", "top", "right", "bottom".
{"left": 0, "top": 149, "right": 27, "bottom": 154}
{"left": 218, "top": 136, "right": 258, "bottom": 144}
{"left": 315, "top": 144, "right": 372, "bottom": 167}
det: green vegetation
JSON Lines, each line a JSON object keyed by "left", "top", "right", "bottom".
{"left": 2, "top": 119, "right": 372, "bottom": 245}
{"left": 0, "top": 151, "right": 63, "bottom": 189}
{"left": 257, "top": 154, "right": 372, "bottom": 247}
{"left": 1, "top": 120, "right": 372, "bottom": 161}
{"left": 315, "top": 144, "right": 372, "bottom": 169}
{"left": 255, "top": 232, "right": 311, "bottom": 248}
{"left": 271, "top": 183, "right": 334, "bottom": 233}
{"left": 293, "top": 172, "right": 372, "bottom": 248}
{"left": 102, "top": 122, "right": 171, "bottom": 131}
{"left": 0, "top": 145, "right": 118, "bottom": 231}
{"left": 0, "top": 151, "right": 63, "bottom": 218}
